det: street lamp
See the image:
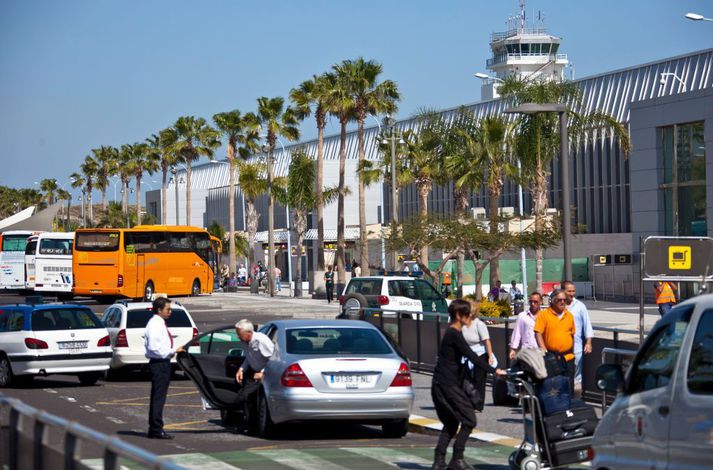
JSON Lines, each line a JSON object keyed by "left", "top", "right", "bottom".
{"left": 504, "top": 102, "right": 572, "bottom": 282}
{"left": 382, "top": 115, "right": 405, "bottom": 273}
{"left": 261, "top": 143, "right": 277, "bottom": 297}
{"left": 169, "top": 167, "right": 181, "bottom": 225}
{"left": 370, "top": 115, "right": 388, "bottom": 271}
{"left": 659, "top": 72, "right": 687, "bottom": 92}
{"left": 473, "top": 72, "right": 504, "bottom": 82}
{"left": 685, "top": 12, "right": 713, "bottom": 22}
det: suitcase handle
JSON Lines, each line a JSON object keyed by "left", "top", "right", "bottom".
{"left": 558, "top": 419, "right": 588, "bottom": 431}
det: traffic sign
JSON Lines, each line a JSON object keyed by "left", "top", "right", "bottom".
{"left": 593, "top": 254, "right": 612, "bottom": 266}
{"left": 643, "top": 236, "right": 713, "bottom": 280}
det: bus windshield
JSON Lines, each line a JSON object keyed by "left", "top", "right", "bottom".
{"left": 75, "top": 232, "right": 119, "bottom": 252}
{"left": 2, "top": 235, "right": 30, "bottom": 252}
{"left": 39, "top": 238, "right": 73, "bottom": 256}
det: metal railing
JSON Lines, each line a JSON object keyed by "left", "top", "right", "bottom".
{"left": 599, "top": 347, "right": 637, "bottom": 413}
{"left": 0, "top": 394, "right": 184, "bottom": 470}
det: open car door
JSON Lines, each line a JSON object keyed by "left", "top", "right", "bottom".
{"left": 176, "top": 326, "right": 247, "bottom": 410}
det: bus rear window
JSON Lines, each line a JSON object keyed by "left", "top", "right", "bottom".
{"left": 39, "top": 239, "right": 73, "bottom": 255}
{"left": 2, "top": 235, "right": 30, "bottom": 252}
{"left": 76, "top": 232, "right": 119, "bottom": 252}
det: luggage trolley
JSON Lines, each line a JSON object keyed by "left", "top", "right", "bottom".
{"left": 504, "top": 370, "right": 595, "bottom": 470}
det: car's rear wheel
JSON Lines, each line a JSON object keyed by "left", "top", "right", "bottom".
{"left": 257, "top": 390, "right": 278, "bottom": 438}
{"left": 78, "top": 372, "right": 102, "bottom": 386}
{"left": 342, "top": 293, "right": 368, "bottom": 318}
{"left": 191, "top": 279, "right": 201, "bottom": 296}
{"left": 143, "top": 281, "right": 155, "bottom": 301}
{"left": 382, "top": 418, "right": 408, "bottom": 438}
{"left": 220, "top": 409, "right": 242, "bottom": 426}
{"left": 0, "top": 355, "right": 14, "bottom": 387}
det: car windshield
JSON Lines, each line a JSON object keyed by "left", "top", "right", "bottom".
{"left": 126, "top": 308, "right": 192, "bottom": 328}
{"left": 286, "top": 327, "right": 392, "bottom": 355}
{"left": 32, "top": 308, "right": 103, "bottom": 331}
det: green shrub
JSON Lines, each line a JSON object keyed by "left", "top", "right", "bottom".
{"left": 463, "top": 294, "right": 512, "bottom": 318}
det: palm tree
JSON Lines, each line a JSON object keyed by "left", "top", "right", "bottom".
{"left": 285, "top": 150, "right": 338, "bottom": 297}
{"left": 170, "top": 116, "right": 221, "bottom": 225}
{"left": 148, "top": 128, "right": 179, "bottom": 224}
{"left": 499, "top": 77, "right": 631, "bottom": 291}
{"left": 127, "top": 142, "right": 160, "bottom": 225}
{"left": 69, "top": 172, "right": 86, "bottom": 225}
{"left": 80, "top": 156, "right": 99, "bottom": 225}
{"left": 39, "top": 178, "right": 59, "bottom": 205}
{"left": 213, "top": 110, "right": 260, "bottom": 275}
{"left": 236, "top": 159, "right": 267, "bottom": 270}
{"left": 117, "top": 144, "right": 136, "bottom": 216}
{"left": 255, "top": 96, "right": 300, "bottom": 296}
{"left": 92, "top": 146, "right": 119, "bottom": 212}
{"left": 290, "top": 73, "right": 335, "bottom": 272}
{"left": 340, "top": 58, "right": 400, "bottom": 275}
{"left": 55, "top": 188, "right": 71, "bottom": 230}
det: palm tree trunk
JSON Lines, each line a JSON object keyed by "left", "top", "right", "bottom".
{"left": 185, "top": 162, "right": 192, "bottom": 225}
{"left": 228, "top": 146, "right": 236, "bottom": 276}
{"left": 357, "top": 118, "right": 369, "bottom": 275}
{"left": 246, "top": 199, "right": 258, "bottom": 270}
{"left": 417, "top": 181, "right": 430, "bottom": 268}
{"left": 316, "top": 124, "right": 325, "bottom": 271}
{"left": 135, "top": 176, "right": 142, "bottom": 225}
{"left": 65, "top": 198, "right": 71, "bottom": 231}
{"left": 474, "top": 260, "right": 486, "bottom": 301}
{"left": 293, "top": 210, "right": 307, "bottom": 298}
{"left": 532, "top": 170, "right": 549, "bottom": 293}
{"left": 161, "top": 168, "right": 168, "bottom": 224}
{"left": 336, "top": 119, "right": 347, "bottom": 286}
{"left": 454, "top": 187, "right": 469, "bottom": 297}
{"left": 488, "top": 182, "right": 501, "bottom": 288}
{"left": 121, "top": 178, "right": 127, "bottom": 213}
{"left": 101, "top": 190, "right": 107, "bottom": 212}
{"left": 88, "top": 187, "right": 93, "bottom": 225}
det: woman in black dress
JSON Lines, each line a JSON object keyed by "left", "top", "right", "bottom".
{"left": 324, "top": 265, "right": 335, "bottom": 303}
{"left": 431, "top": 299, "right": 506, "bottom": 470}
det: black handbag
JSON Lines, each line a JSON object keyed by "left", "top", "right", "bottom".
{"left": 460, "top": 371, "right": 482, "bottom": 409}
{"left": 544, "top": 351, "right": 568, "bottom": 376}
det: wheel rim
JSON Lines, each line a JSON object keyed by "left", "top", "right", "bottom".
{"left": 192, "top": 281, "right": 200, "bottom": 295}
{"left": 344, "top": 298, "right": 361, "bottom": 312}
{"left": 0, "top": 359, "right": 10, "bottom": 385}
{"left": 145, "top": 283, "right": 153, "bottom": 299}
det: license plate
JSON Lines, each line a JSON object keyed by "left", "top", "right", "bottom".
{"left": 329, "top": 374, "right": 375, "bottom": 389}
{"left": 58, "top": 341, "right": 88, "bottom": 350}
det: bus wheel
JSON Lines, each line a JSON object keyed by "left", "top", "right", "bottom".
{"left": 143, "top": 281, "right": 155, "bottom": 301}
{"left": 191, "top": 280, "right": 201, "bottom": 296}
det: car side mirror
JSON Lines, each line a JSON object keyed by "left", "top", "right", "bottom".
{"left": 596, "top": 364, "right": 625, "bottom": 393}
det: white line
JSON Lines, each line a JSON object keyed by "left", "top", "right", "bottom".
{"left": 105, "top": 416, "right": 125, "bottom": 424}
{"left": 60, "top": 396, "right": 77, "bottom": 402}
{"left": 163, "top": 453, "right": 242, "bottom": 469}
{"left": 341, "top": 447, "right": 432, "bottom": 467}
{"left": 600, "top": 307, "right": 657, "bottom": 310}
{"left": 252, "top": 449, "right": 348, "bottom": 470}
{"left": 81, "top": 459, "right": 130, "bottom": 470}
{"left": 43, "top": 388, "right": 58, "bottom": 394}
{"left": 80, "top": 405, "right": 97, "bottom": 413}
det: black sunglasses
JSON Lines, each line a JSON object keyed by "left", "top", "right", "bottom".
{"left": 553, "top": 297, "right": 567, "bottom": 303}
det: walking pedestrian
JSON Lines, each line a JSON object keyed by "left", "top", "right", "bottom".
{"left": 654, "top": 281, "right": 677, "bottom": 317}
{"left": 534, "top": 289, "right": 576, "bottom": 393}
{"left": 235, "top": 319, "right": 275, "bottom": 431}
{"left": 324, "top": 265, "right": 335, "bottom": 303}
{"left": 144, "top": 297, "right": 184, "bottom": 439}
{"left": 509, "top": 292, "right": 542, "bottom": 360}
{"left": 431, "top": 299, "right": 506, "bottom": 470}
{"left": 352, "top": 261, "right": 361, "bottom": 278}
{"left": 562, "top": 281, "right": 593, "bottom": 394}
{"left": 462, "top": 300, "right": 496, "bottom": 411}
{"left": 273, "top": 266, "right": 282, "bottom": 292}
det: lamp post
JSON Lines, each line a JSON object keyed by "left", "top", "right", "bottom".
{"left": 382, "top": 115, "right": 405, "bottom": 273}
{"left": 262, "top": 143, "right": 276, "bottom": 297}
{"left": 659, "top": 72, "right": 687, "bottom": 92}
{"left": 685, "top": 12, "right": 713, "bottom": 22}
{"left": 170, "top": 167, "right": 179, "bottom": 225}
{"left": 80, "top": 189, "right": 86, "bottom": 227}
{"left": 370, "top": 114, "right": 387, "bottom": 271}
{"left": 505, "top": 102, "right": 572, "bottom": 282}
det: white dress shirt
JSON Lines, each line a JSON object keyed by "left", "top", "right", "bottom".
{"left": 239, "top": 331, "right": 274, "bottom": 373}
{"left": 144, "top": 314, "right": 175, "bottom": 360}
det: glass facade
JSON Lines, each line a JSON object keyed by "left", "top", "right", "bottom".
{"left": 660, "top": 122, "right": 706, "bottom": 236}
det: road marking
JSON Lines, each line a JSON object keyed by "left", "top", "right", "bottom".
{"left": 163, "top": 453, "right": 242, "bottom": 469}
{"left": 164, "top": 419, "right": 210, "bottom": 430}
{"left": 60, "top": 395, "right": 77, "bottom": 402}
{"left": 80, "top": 405, "right": 98, "bottom": 413}
{"left": 409, "top": 414, "right": 519, "bottom": 447}
{"left": 81, "top": 460, "right": 130, "bottom": 470}
{"left": 98, "top": 390, "right": 198, "bottom": 404}
{"left": 341, "top": 447, "right": 432, "bottom": 467}
{"left": 105, "top": 417, "right": 125, "bottom": 424}
{"left": 96, "top": 402, "right": 203, "bottom": 408}
{"left": 252, "top": 449, "right": 348, "bottom": 470}
{"left": 601, "top": 307, "right": 657, "bottom": 310}
{"left": 43, "top": 388, "right": 58, "bottom": 394}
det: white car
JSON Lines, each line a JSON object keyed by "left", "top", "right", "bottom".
{"left": 0, "top": 302, "right": 111, "bottom": 387}
{"left": 339, "top": 276, "right": 449, "bottom": 318}
{"left": 101, "top": 301, "right": 198, "bottom": 373}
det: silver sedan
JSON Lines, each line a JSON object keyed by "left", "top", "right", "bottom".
{"left": 178, "top": 319, "right": 414, "bottom": 438}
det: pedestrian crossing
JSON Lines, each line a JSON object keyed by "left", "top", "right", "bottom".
{"left": 81, "top": 443, "right": 515, "bottom": 469}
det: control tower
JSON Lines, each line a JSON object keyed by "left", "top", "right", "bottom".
{"left": 480, "top": 1, "right": 569, "bottom": 100}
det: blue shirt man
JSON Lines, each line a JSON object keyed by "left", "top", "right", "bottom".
{"left": 562, "top": 281, "right": 593, "bottom": 388}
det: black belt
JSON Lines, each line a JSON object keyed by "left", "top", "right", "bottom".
{"left": 148, "top": 358, "right": 171, "bottom": 363}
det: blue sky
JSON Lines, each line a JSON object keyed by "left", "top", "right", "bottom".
{"left": 1, "top": 0, "right": 711, "bottom": 197}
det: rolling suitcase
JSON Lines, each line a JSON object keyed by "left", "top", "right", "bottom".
{"left": 537, "top": 375, "right": 571, "bottom": 416}
{"left": 539, "top": 404, "right": 598, "bottom": 442}
{"left": 492, "top": 376, "right": 519, "bottom": 406}
{"left": 548, "top": 436, "right": 593, "bottom": 467}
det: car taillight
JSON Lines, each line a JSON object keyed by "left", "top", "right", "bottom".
{"left": 377, "top": 295, "right": 390, "bottom": 305}
{"left": 338, "top": 295, "right": 345, "bottom": 305}
{"left": 390, "top": 362, "right": 412, "bottom": 387}
{"left": 115, "top": 329, "right": 128, "bottom": 347}
{"left": 97, "top": 335, "right": 111, "bottom": 347}
{"left": 190, "top": 327, "right": 199, "bottom": 347}
{"left": 24, "top": 338, "right": 48, "bottom": 349}
{"left": 280, "top": 363, "right": 313, "bottom": 387}
{"left": 117, "top": 274, "right": 123, "bottom": 287}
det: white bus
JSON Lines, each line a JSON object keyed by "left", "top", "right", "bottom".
{"left": 33, "top": 232, "right": 74, "bottom": 297}
{"left": 24, "top": 235, "right": 40, "bottom": 289}
{"left": 0, "top": 230, "right": 38, "bottom": 290}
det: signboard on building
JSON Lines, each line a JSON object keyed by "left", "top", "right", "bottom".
{"left": 593, "top": 254, "right": 612, "bottom": 266}
{"left": 643, "top": 236, "right": 713, "bottom": 280}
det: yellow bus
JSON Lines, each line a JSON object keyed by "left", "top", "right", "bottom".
{"left": 73, "top": 226, "right": 218, "bottom": 300}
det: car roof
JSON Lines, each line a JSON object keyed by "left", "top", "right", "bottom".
{"left": 1, "top": 303, "right": 92, "bottom": 313}
{"left": 349, "top": 276, "right": 414, "bottom": 281}
{"left": 111, "top": 301, "right": 186, "bottom": 310}
{"left": 268, "top": 319, "right": 378, "bottom": 329}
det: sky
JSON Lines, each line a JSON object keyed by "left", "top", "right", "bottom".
{"left": 0, "top": 0, "right": 711, "bottom": 199}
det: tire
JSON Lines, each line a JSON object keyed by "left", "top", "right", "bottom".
{"left": 191, "top": 279, "right": 201, "bottom": 296}
{"left": 382, "top": 419, "right": 408, "bottom": 438}
{"left": 342, "top": 293, "right": 369, "bottom": 318}
{"left": 220, "top": 409, "right": 242, "bottom": 426}
{"left": 257, "top": 390, "right": 278, "bottom": 438}
{"left": 104, "top": 368, "right": 123, "bottom": 381}
{"left": 0, "top": 355, "right": 14, "bottom": 387}
{"left": 78, "top": 372, "right": 102, "bottom": 386}
{"left": 143, "top": 281, "right": 155, "bottom": 301}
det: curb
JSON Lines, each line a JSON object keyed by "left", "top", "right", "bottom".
{"left": 408, "top": 414, "right": 521, "bottom": 447}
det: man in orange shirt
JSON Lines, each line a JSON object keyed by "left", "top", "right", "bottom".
{"left": 654, "top": 281, "right": 677, "bottom": 317}
{"left": 534, "top": 289, "right": 576, "bottom": 392}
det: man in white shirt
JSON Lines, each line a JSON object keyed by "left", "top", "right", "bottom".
{"left": 144, "top": 297, "right": 184, "bottom": 439}
{"left": 508, "top": 280, "right": 522, "bottom": 299}
{"left": 562, "top": 281, "right": 593, "bottom": 393}
{"left": 235, "top": 319, "right": 275, "bottom": 430}
{"left": 509, "top": 292, "right": 541, "bottom": 360}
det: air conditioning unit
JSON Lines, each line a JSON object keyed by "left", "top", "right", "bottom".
{"left": 498, "top": 207, "right": 515, "bottom": 217}
{"left": 471, "top": 207, "right": 487, "bottom": 220}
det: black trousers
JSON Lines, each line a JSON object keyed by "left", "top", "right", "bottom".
{"left": 565, "top": 358, "right": 575, "bottom": 396}
{"left": 431, "top": 380, "right": 477, "bottom": 460}
{"left": 325, "top": 283, "right": 334, "bottom": 303}
{"left": 148, "top": 359, "right": 172, "bottom": 435}
{"left": 469, "top": 353, "right": 488, "bottom": 411}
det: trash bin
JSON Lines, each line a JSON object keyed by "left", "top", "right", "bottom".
{"left": 250, "top": 275, "right": 260, "bottom": 294}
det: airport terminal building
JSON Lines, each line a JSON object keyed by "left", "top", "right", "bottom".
{"left": 146, "top": 45, "right": 713, "bottom": 300}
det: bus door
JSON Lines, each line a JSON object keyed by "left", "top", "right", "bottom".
{"left": 136, "top": 253, "right": 146, "bottom": 299}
